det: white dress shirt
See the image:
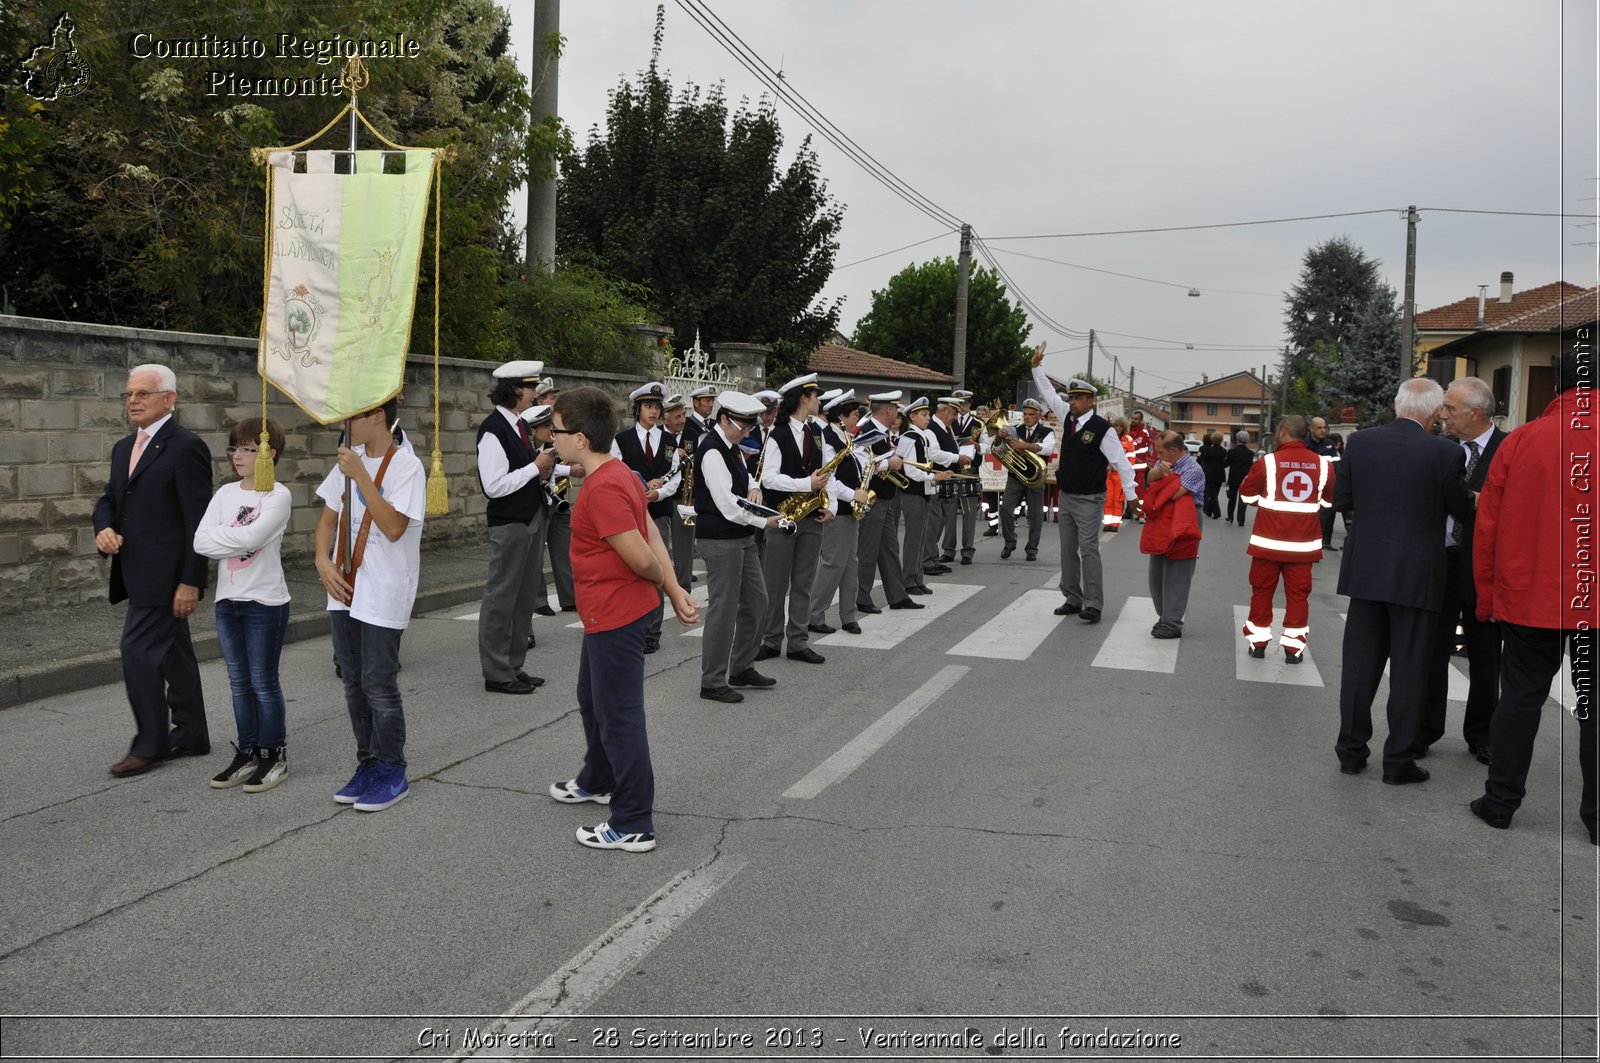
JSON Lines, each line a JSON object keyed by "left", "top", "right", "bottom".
{"left": 1444, "top": 424, "right": 1494, "bottom": 545}
{"left": 476, "top": 407, "right": 542, "bottom": 499}
{"left": 761, "top": 416, "right": 819, "bottom": 493}
{"left": 700, "top": 424, "right": 768, "bottom": 528}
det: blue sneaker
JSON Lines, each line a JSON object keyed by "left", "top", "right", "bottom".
{"left": 576, "top": 821, "right": 656, "bottom": 852}
{"left": 353, "top": 762, "right": 409, "bottom": 812}
{"left": 334, "top": 761, "right": 377, "bottom": 804}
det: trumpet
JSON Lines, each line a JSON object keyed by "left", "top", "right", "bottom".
{"left": 547, "top": 476, "right": 572, "bottom": 513}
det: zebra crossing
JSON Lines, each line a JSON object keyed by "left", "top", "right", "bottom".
{"left": 444, "top": 572, "right": 1570, "bottom": 707}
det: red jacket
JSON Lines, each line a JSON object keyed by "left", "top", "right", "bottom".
{"left": 1475, "top": 392, "right": 1600, "bottom": 629}
{"left": 1139, "top": 470, "right": 1200, "bottom": 559}
{"left": 1238, "top": 439, "right": 1333, "bottom": 562}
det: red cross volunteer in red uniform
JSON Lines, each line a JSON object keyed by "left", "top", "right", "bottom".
{"left": 1239, "top": 415, "right": 1334, "bottom": 663}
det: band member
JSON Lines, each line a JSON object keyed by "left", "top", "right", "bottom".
{"left": 694, "top": 391, "right": 784, "bottom": 703}
{"left": 938, "top": 391, "right": 979, "bottom": 563}
{"left": 1030, "top": 344, "right": 1137, "bottom": 622}
{"left": 476, "top": 359, "right": 549, "bottom": 695}
{"left": 899, "top": 397, "right": 954, "bottom": 595}
{"left": 755, "top": 373, "right": 833, "bottom": 664}
{"left": 808, "top": 390, "right": 872, "bottom": 635}
{"left": 531, "top": 377, "right": 576, "bottom": 615}
{"left": 610, "top": 382, "right": 680, "bottom": 654}
{"left": 684, "top": 384, "right": 718, "bottom": 447}
{"left": 922, "top": 397, "right": 970, "bottom": 574}
{"left": 854, "top": 392, "right": 917, "bottom": 612}
{"left": 520, "top": 404, "right": 564, "bottom": 633}
{"left": 996, "top": 398, "right": 1054, "bottom": 560}
{"left": 659, "top": 395, "right": 697, "bottom": 592}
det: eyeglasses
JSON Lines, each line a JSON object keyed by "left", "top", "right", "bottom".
{"left": 550, "top": 427, "right": 579, "bottom": 435}
{"left": 120, "top": 389, "right": 172, "bottom": 402}
{"left": 225, "top": 446, "right": 259, "bottom": 456}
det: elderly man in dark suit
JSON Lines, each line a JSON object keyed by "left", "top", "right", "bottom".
{"left": 93, "top": 364, "right": 213, "bottom": 776}
{"left": 1418, "top": 376, "right": 1506, "bottom": 764}
{"left": 1333, "top": 378, "right": 1472, "bottom": 784}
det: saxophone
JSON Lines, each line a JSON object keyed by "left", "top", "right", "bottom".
{"left": 777, "top": 440, "right": 856, "bottom": 522}
{"left": 676, "top": 439, "right": 697, "bottom": 526}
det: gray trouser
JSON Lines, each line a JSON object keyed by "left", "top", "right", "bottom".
{"left": 479, "top": 519, "right": 540, "bottom": 683}
{"left": 1148, "top": 554, "right": 1197, "bottom": 630}
{"left": 699, "top": 536, "right": 767, "bottom": 689}
{"left": 762, "top": 514, "right": 823, "bottom": 651}
{"left": 941, "top": 490, "right": 977, "bottom": 558}
{"left": 1059, "top": 491, "right": 1105, "bottom": 610}
{"left": 1001, "top": 479, "right": 1044, "bottom": 553}
{"left": 645, "top": 514, "right": 669, "bottom": 641}
{"left": 923, "top": 494, "right": 949, "bottom": 566}
{"left": 532, "top": 506, "right": 575, "bottom": 610}
{"left": 668, "top": 510, "right": 695, "bottom": 589}
{"left": 809, "top": 506, "right": 859, "bottom": 627}
{"left": 900, "top": 490, "right": 930, "bottom": 592}
{"left": 856, "top": 491, "right": 904, "bottom": 608}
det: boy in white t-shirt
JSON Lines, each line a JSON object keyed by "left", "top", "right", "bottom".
{"left": 313, "top": 398, "right": 426, "bottom": 813}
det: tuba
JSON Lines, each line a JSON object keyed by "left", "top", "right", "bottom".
{"left": 983, "top": 400, "right": 1049, "bottom": 488}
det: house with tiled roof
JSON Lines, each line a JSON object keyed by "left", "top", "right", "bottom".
{"left": 1164, "top": 371, "right": 1273, "bottom": 444}
{"left": 808, "top": 341, "right": 954, "bottom": 398}
{"left": 1425, "top": 284, "right": 1599, "bottom": 429}
{"left": 1416, "top": 271, "right": 1584, "bottom": 365}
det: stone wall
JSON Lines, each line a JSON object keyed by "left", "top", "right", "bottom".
{"left": 0, "top": 315, "right": 765, "bottom": 613}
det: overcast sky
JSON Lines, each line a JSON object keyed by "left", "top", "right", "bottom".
{"left": 502, "top": 0, "right": 1598, "bottom": 396}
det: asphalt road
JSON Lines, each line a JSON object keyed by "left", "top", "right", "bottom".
{"left": 1, "top": 514, "right": 1595, "bottom": 1062}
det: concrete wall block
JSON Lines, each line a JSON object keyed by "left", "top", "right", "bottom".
{"left": 46, "top": 496, "right": 97, "bottom": 526}
{"left": 75, "top": 531, "right": 102, "bottom": 556}
{"left": 442, "top": 410, "right": 470, "bottom": 432}
{"left": 289, "top": 507, "right": 323, "bottom": 534}
{"left": 51, "top": 556, "right": 104, "bottom": 592}
{"left": 306, "top": 434, "right": 340, "bottom": 457}
{"left": 49, "top": 433, "right": 111, "bottom": 464}
{"left": 0, "top": 562, "right": 51, "bottom": 602}
{"left": 0, "top": 435, "right": 48, "bottom": 464}
{"left": 0, "top": 469, "right": 15, "bottom": 500}
{"left": 0, "top": 399, "right": 18, "bottom": 428}
{"left": 0, "top": 502, "right": 47, "bottom": 529}
{"left": 0, "top": 534, "right": 18, "bottom": 565}
{"left": 169, "top": 346, "right": 221, "bottom": 373}
{"left": 221, "top": 404, "right": 267, "bottom": 427}
{"left": 77, "top": 400, "right": 128, "bottom": 429}
{"left": 19, "top": 465, "right": 75, "bottom": 498}
{"left": 20, "top": 400, "right": 77, "bottom": 431}
{"left": 74, "top": 465, "right": 109, "bottom": 493}
{"left": 176, "top": 405, "right": 220, "bottom": 431}
{"left": 48, "top": 368, "right": 106, "bottom": 398}
{"left": 24, "top": 532, "right": 75, "bottom": 560}
{"left": 78, "top": 337, "right": 139, "bottom": 369}
{"left": 195, "top": 376, "right": 237, "bottom": 403}
{"left": 236, "top": 377, "right": 263, "bottom": 403}
{"left": 0, "top": 367, "right": 50, "bottom": 398}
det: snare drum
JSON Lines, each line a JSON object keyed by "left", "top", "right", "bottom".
{"left": 953, "top": 477, "right": 981, "bottom": 499}
{"left": 935, "top": 479, "right": 958, "bottom": 500}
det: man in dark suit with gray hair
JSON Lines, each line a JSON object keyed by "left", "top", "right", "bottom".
{"left": 1333, "top": 377, "right": 1472, "bottom": 784}
{"left": 93, "top": 363, "right": 213, "bottom": 776}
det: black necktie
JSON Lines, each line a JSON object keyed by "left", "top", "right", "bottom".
{"left": 1451, "top": 441, "right": 1480, "bottom": 546}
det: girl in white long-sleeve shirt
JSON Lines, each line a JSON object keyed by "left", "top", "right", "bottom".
{"left": 192, "top": 418, "right": 293, "bottom": 793}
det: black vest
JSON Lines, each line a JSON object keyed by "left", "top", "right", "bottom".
{"left": 613, "top": 425, "right": 674, "bottom": 519}
{"left": 682, "top": 415, "right": 705, "bottom": 448}
{"left": 862, "top": 418, "right": 899, "bottom": 499}
{"left": 476, "top": 411, "right": 542, "bottom": 527}
{"left": 824, "top": 424, "right": 862, "bottom": 514}
{"left": 763, "top": 418, "right": 822, "bottom": 510}
{"left": 693, "top": 428, "right": 755, "bottom": 540}
{"left": 1058, "top": 412, "right": 1113, "bottom": 494}
{"left": 928, "top": 418, "right": 959, "bottom": 465}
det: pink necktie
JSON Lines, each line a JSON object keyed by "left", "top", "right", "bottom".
{"left": 128, "top": 432, "right": 149, "bottom": 476}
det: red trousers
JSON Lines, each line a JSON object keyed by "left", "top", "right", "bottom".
{"left": 1246, "top": 557, "right": 1314, "bottom": 648}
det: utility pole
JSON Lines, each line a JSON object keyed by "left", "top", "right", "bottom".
{"left": 951, "top": 224, "right": 972, "bottom": 391}
{"left": 1400, "top": 204, "right": 1418, "bottom": 379}
{"left": 1086, "top": 328, "right": 1095, "bottom": 382}
{"left": 1259, "top": 363, "right": 1269, "bottom": 442}
{"left": 1128, "top": 366, "right": 1135, "bottom": 398}
{"left": 525, "top": 0, "right": 560, "bottom": 272}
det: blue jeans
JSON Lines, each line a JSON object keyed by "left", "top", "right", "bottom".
{"left": 574, "top": 610, "right": 655, "bottom": 835}
{"left": 327, "top": 612, "right": 406, "bottom": 766}
{"left": 213, "top": 599, "right": 290, "bottom": 750}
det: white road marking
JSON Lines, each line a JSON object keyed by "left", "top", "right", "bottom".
{"left": 454, "top": 858, "right": 746, "bottom": 1060}
{"left": 947, "top": 589, "right": 1066, "bottom": 660}
{"left": 1233, "top": 605, "right": 1325, "bottom": 687}
{"left": 783, "top": 665, "right": 970, "bottom": 799}
{"left": 812, "top": 583, "right": 982, "bottom": 650}
{"left": 1090, "top": 596, "right": 1180, "bottom": 674}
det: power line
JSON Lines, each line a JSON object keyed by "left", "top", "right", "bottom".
{"left": 969, "top": 234, "right": 1089, "bottom": 340}
{"left": 984, "top": 244, "right": 1278, "bottom": 297}
{"left": 835, "top": 228, "right": 957, "bottom": 270}
{"left": 1097, "top": 328, "right": 1281, "bottom": 350}
{"left": 984, "top": 209, "right": 1402, "bottom": 241}
{"left": 1419, "top": 207, "right": 1600, "bottom": 219}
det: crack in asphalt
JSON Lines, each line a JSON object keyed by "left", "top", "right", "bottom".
{"left": 0, "top": 779, "right": 133, "bottom": 826}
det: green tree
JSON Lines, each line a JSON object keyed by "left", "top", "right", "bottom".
{"left": 1280, "top": 236, "right": 1392, "bottom": 418}
{"left": 1326, "top": 282, "right": 1405, "bottom": 425}
{"left": 0, "top": 0, "right": 527, "bottom": 362}
{"left": 556, "top": 7, "right": 843, "bottom": 383}
{"left": 850, "top": 257, "right": 1033, "bottom": 403}
{"left": 502, "top": 264, "right": 657, "bottom": 374}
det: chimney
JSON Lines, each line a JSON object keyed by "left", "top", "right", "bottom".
{"left": 1476, "top": 285, "right": 1488, "bottom": 328}
{"left": 1499, "top": 271, "right": 1514, "bottom": 304}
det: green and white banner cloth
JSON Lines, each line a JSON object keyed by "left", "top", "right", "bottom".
{"left": 260, "top": 148, "right": 435, "bottom": 425}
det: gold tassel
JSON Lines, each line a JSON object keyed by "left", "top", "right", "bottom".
{"left": 253, "top": 425, "right": 276, "bottom": 491}
{"left": 425, "top": 447, "right": 448, "bottom": 515}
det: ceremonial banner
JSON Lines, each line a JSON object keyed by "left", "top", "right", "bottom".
{"left": 260, "top": 148, "right": 436, "bottom": 424}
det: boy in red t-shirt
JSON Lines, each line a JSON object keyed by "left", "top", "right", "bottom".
{"left": 545, "top": 387, "right": 699, "bottom": 851}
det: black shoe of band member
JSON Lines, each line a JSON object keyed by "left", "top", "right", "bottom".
{"left": 728, "top": 669, "right": 776, "bottom": 688}
{"left": 1079, "top": 607, "right": 1101, "bottom": 623}
{"left": 808, "top": 623, "right": 836, "bottom": 635}
{"left": 515, "top": 672, "right": 546, "bottom": 688}
{"left": 841, "top": 621, "right": 862, "bottom": 634}
{"left": 1000, "top": 546, "right": 1014, "bottom": 559}
{"left": 754, "top": 645, "right": 780, "bottom": 661}
{"left": 699, "top": 686, "right": 744, "bottom": 703}
{"left": 1053, "top": 601, "right": 1081, "bottom": 616}
{"left": 787, "top": 648, "right": 826, "bottom": 664}
{"left": 535, "top": 605, "right": 557, "bottom": 617}
{"left": 857, "top": 603, "right": 882, "bottom": 615}
{"left": 486, "top": 678, "right": 536, "bottom": 695}
{"left": 643, "top": 638, "right": 660, "bottom": 655}
{"left": 889, "top": 598, "right": 925, "bottom": 610}
{"left": 960, "top": 556, "right": 973, "bottom": 565}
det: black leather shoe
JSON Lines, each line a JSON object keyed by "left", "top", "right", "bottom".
{"left": 1284, "top": 648, "right": 1304, "bottom": 664}
{"left": 1338, "top": 760, "right": 1367, "bottom": 776}
{"left": 1080, "top": 607, "right": 1102, "bottom": 624}
{"left": 1414, "top": 745, "right": 1430, "bottom": 760}
{"left": 1324, "top": 542, "right": 1340, "bottom": 551}
{"left": 527, "top": 634, "right": 537, "bottom": 649}
{"left": 1025, "top": 553, "right": 1037, "bottom": 561}
{"left": 535, "top": 605, "right": 557, "bottom": 617}
{"left": 889, "top": 598, "right": 925, "bottom": 610}
{"left": 841, "top": 621, "right": 862, "bottom": 634}
{"left": 485, "top": 678, "right": 535, "bottom": 695}
{"left": 728, "top": 669, "right": 775, "bottom": 688}
{"left": 167, "top": 743, "right": 211, "bottom": 758}
{"left": 1000, "top": 546, "right": 1014, "bottom": 559}
{"left": 1383, "top": 763, "right": 1431, "bottom": 786}
{"left": 1151, "top": 623, "right": 1181, "bottom": 639}
{"left": 1247, "top": 644, "right": 1266, "bottom": 659}
{"left": 699, "top": 685, "right": 744, "bottom": 703}
{"left": 983, "top": 528, "right": 999, "bottom": 537}
{"left": 808, "top": 622, "right": 837, "bottom": 635}
{"left": 514, "top": 672, "right": 546, "bottom": 689}
{"left": 1469, "top": 744, "right": 1492, "bottom": 765}
{"left": 643, "top": 638, "right": 660, "bottom": 655}
{"left": 787, "top": 648, "right": 826, "bottom": 664}
{"left": 1054, "top": 601, "right": 1081, "bottom": 616}
{"left": 907, "top": 586, "right": 932, "bottom": 595}
{"left": 960, "top": 556, "right": 972, "bottom": 565}
{"left": 857, "top": 603, "right": 882, "bottom": 615}
{"left": 754, "top": 646, "right": 779, "bottom": 661}
{"left": 560, "top": 605, "right": 578, "bottom": 612}
{"left": 938, "top": 553, "right": 955, "bottom": 563}
{"left": 923, "top": 565, "right": 951, "bottom": 576}
{"left": 1469, "top": 796, "right": 1512, "bottom": 829}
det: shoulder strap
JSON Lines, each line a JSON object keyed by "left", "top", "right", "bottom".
{"left": 336, "top": 447, "right": 399, "bottom": 592}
